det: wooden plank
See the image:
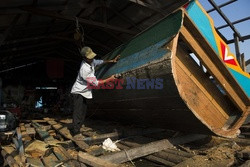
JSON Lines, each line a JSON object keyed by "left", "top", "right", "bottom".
{"left": 101, "top": 134, "right": 206, "bottom": 164}
{"left": 59, "top": 119, "right": 73, "bottom": 124}
{"left": 116, "top": 143, "right": 176, "bottom": 166}
{"left": 53, "top": 146, "right": 75, "bottom": 167}
{"left": 240, "top": 160, "right": 250, "bottom": 167}
{"left": 26, "top": 157, "right": 44, "bottom": 167}
{"left": 181, "top": 13, "right": 249, "bottom": 108}
{"left": 78, "top": 151, "right": 120, "bottom": 167}
{"left": 42, "top": 152, "right": 60, "bottom": 167}
{"left": 175, "top": 46, "right": 232, "bottom": 120}
{"left": 180, "top": 26, "right": 247, "bottom": 113}
{"left": 120, "top": 140, "right": 187, "bottom": 164}
{"left": 46, "top": 119, "right": 89, "bottom": 150}
{"left": 19, "top": 123, "right": 26, "bottom": 132}
{"left": 20, "top": 123, "right": 32, "bottom": 141}
{"left": 32, "top": 120, "right": 50, "bottom": 123}
{"left": 26, "top": 127, "right": 36, "bottom": 135}
{"left": 16, "top": 127, "right": 25, "bottom": 163}
{"left": 1, "top": 148, "right": 19, "bottom": 167}
{"left": 174, "top": 47, "right": 228, "bottom": 128}
{"left": 32, "top": 121, "right": 54, "bottom": 141}
{"left": 83, "top": 132, "right": 120, "bottom": 145}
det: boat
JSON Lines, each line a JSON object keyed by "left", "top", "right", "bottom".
{"left": 89, "top": 0, "right": 250, "bottom": 138}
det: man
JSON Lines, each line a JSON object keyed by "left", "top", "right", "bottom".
{"left": 71, "top": 46, "right": 120, "bottom": 136}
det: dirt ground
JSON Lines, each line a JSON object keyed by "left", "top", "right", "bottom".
{"left": 175, "top": 136, "right": 250, "bottom": 167}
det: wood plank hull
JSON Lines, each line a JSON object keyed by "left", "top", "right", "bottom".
{"left": 88, "top": 2, "right": 250, "bottom": 138}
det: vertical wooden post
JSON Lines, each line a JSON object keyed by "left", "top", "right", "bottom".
{"left": 241, "top": 53, "right": 246, "bottom": 72}
{"left": 234, "top": 33, "right": 241, "bottom": 67}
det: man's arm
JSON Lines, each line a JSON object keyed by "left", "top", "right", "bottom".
{"left": 98, "top": 75, "right": 116, "bottom": 85}
{"left": 103, "top": 55, "right": 120, "bottom": 64}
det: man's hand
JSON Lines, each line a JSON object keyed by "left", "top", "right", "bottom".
{"left": 103, "top": 55, "right": 121, "bottom": 64}
{"left": 112, "top": 55, "right": 120, "bottom": 63}
{"left": 110, "top": 74, "right": 116, "bottom": 80}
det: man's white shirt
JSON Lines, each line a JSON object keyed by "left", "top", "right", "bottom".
{"left": 71, "top": 59, "right": 104, "bottom": 99}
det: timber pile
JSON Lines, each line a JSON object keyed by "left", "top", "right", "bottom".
{"left": 0, "top": 118, "right": 250, "bottom": 167}
{"left": 239, "top": 122, "right": 250, "bottom": 139}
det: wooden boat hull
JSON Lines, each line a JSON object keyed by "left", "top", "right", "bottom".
{"left": 89, "top": 1, "right": 250, "bottom": 138}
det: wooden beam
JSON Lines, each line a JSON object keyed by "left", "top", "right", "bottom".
{"left": 85, "top": 35, "right": 112, "bottom": 51}
{"left": 1, "top": 149, "right": 19, "bottom": 167}
{"left": 46, "top": 119, "right": 89, "bottom": 150}
{"left": 241, "top": 53, "right": 246, "bottom": 72}
{"left": 117, "top": 143, "right": 176, "bottom": 166}
{"left": 0, "top": 14, "right": 21, "bottom": 45}
{"left": 82, "top": 132, "right": 120, "bottom": 145}
{"left": 234, "top": 33, "right": 241, "bottom": 66}
{"left": 44, "top": 0, "right": 70, "bottom": 35}
{"left": 0, "top": 8, "right": 27, "bottom": 14}
{"left": 208, "top": 0, "right": 241, "bottom": 39}
{"left": 53, "top": 146, "right": 77, "bottom": 167}
{"left": 246, "top": 59, "right": 250, "bottom": 66}
{"left": 21, "top": 6, "right": 137, "bottom": 35}
{"left": 5, "top": 47, "right": 55, "bottom": 58}
{"left": 0, "top": 41, "right": 61, "bottom": 54}
{"left": 102, "top": 0, "right": 107, "bottom": 24}
{"left": 128, "top": 0, "right": 165, "bottom": 16}
{"left": 16, "top": 127, "right": 25, "bottom": 163}
{"left": 207, "top": 0, "right": 237, "bottom": 13}
{"left": 227, "top": 35, "right": 250, "bottom": 44}
{"left": 31, "top": 121, "right": 54, "bottom": 141}
{"left": 1, "top": 31, "right": 73, "bottom": 45}
{"left": 82, "top": 0, "right": 99, "bottom": 17}
{"left": 78, "top": 151, "right": 120, "bottom": 167}
{"left": 180, "top": 14, "right": 249, "bottom": 113}
{"left": 109, "top": 8, "right": 143, "bottom": 31}
{"left": 100, "top": 134, "right": 206, "bottom": 164}
{"left": 217, "top": 16, "right": 250, "bottom": 30}
{"left": 126, "top": 0, "right": 189, "bottom": 32}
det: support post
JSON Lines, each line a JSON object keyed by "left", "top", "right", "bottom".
{"left": 234, "top": 33, "right": 241, "bottom": 67}
{"left": 241, "top": 53, "right": 246, "bottom": 72}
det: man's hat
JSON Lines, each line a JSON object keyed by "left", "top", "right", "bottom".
{"left": 80, "top": 47, "right": 97, "bottom": 59}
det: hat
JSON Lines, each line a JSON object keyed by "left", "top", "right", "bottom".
{"left": 80, "top": 47, "right": 97, "bottom": 59}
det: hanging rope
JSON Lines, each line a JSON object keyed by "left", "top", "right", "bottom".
{"left": 74, "top": 17, "right": 85, "bottom": 50}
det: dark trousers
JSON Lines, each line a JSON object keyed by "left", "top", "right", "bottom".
{"left": 72, "top": 94, "right": 87, "bottom": 135}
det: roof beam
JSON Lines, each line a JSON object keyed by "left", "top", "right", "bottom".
{"left": 227, "top": 35, "right": 250, "bottom": 44}
{"left": 109, "top": 8, "right": 143, "bottom": 31}
{"left": 85, "top": 35, "right": 112, "bottom": 51}
{"left": 1, "top": 31, "right": 73, "bottom": 46}
{"left": 21, "top": 6, "right": 137, "bottom": 35}
{"left": 246, "top": 59, "right": 250, "bottom": 66}
{"left": 128, "top": 0, "right": 165, "bottom": 16}
{"left": 0, "top": 41, "right": 61, "bottom": 54}
{"left": 0, "top": 9, "right": 27, "bottom": 14}
{"left": 0, "top": 6, "right": 70, "bottom": 14}
{"left": 127, "top": 0, "right": 189, "bottom": 31}
{"left": 217, "top": 16, "right": 250, "bottom": 30}
{"left": 207, "top": 0, "right": 237, "bottom": 13}
{"left": 82, "top": 1, "right": 99, "bottom": 17}
{"left": 208, "top": 0, "right": 242, "bottom": 39}
{"left": 6, "top": 47, "right": 55, "bottom": 60}
{"left": 44, "top": 0, "right": 71, "bottom": 34}
{"left": 0, "top": 14, "right": 21, "bottom": 46}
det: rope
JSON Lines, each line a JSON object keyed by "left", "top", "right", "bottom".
{"left": 124, "top": 149, "right": 135, "bottom": 166}
{"left": 75, "top": 17, "right": 85, "bottom": 49}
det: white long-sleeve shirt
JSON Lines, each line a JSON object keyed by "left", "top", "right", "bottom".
{"left": 71, "top": 59, "right": 104, "bottom": 99}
